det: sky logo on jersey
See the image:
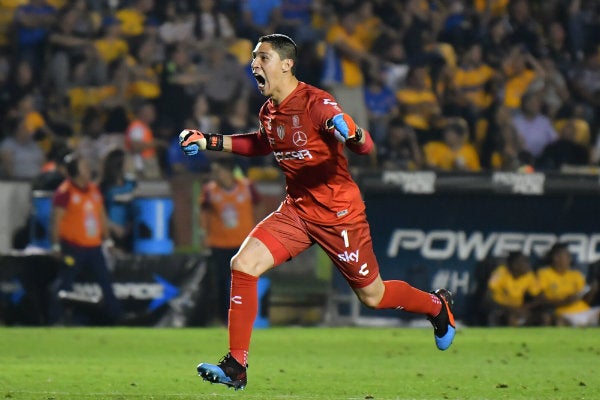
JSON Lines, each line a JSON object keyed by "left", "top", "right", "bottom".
{"left": 274, "top": 149, "right": 313, "bottom": 162}
{"left": 338, "top": 249, "right": 359, "bottom": 263}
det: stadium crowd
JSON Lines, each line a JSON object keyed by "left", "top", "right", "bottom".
{"left": 0, "top": 0, "right": 599, "bottom": 179}
{"left": 0, "top": 1, "right": 600, "bottom": 328}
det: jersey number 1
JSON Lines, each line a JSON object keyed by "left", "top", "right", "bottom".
{"left": 341, "top": 229, "right": 349, "bottom": 248}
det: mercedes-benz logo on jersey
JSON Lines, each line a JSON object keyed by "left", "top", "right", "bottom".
{"left": 293, "top": 131, "right": 307, "bottom": 147}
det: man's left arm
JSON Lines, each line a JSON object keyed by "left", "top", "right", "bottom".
{"left": 345, "top": 123, "right": 375, "bottom": 155}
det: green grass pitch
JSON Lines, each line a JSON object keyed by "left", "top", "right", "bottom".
{"left": 1, "top": 326, "right": 598, "bottom": 400}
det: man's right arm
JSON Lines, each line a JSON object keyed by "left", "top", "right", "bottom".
{"left": 323, "top": 112, "right": 374, "bottom": 155}
{"left": 179, "top": 129, "right": 271, "bottom": 156}
{"left": 50, "top": 206, "right": 65, "bottom": 253}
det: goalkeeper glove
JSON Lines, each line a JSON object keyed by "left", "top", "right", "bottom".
{"left": 326, "top": 113, "right": 363, "bottom": 144}
{"left": 179, "top": 129, "right": 223, "bottom": 155}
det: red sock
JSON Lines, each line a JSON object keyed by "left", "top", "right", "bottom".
{"left": 375, "top": 280, "right": 442, "bottom": 317}
{"left": 228, "top": 269, "right": 258, "bottom": 366}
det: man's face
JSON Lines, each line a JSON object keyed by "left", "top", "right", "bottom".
{"left": 552, "top": 248, "right": 572, "bottom": 272}
{"left": 523, "top": 96, "right": 541, "bottom": 115}
{"left": 468, "top": 45, "right": 482, "bottom": 64}
{"left": 251, "top": 41, "right": 286, "bottom": 97}
{"left": 510, "top": 255, "right": 530, "bottom": 277}
{"left": 211, "top": 163, "right": 232, "bottom": 186}
{"left": 141, "top": 104, "right": 156, "bottom": 123}
{"left": 77, "top": 159, "right": 92, "bottom": 183}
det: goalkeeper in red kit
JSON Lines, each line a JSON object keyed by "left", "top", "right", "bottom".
{"left": 180, "top": 34, "right": 455, "bottom": 390}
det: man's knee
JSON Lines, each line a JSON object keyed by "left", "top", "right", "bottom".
{"left": 354, "top": 277, "right": 385, "bottom": 309}
{"left": 357, "top": 292, "right": 382, "bottom": 309}
{"left": 230, "top": 253, "right": 264, "bottom": 276}
{"left": 230, "top": 241, "right": 274, "bottom": 276}
{"left": 230, "top": 252, "right": 249, "bottom": 273}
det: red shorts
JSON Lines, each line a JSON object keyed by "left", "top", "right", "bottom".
{"left": 250, "top": 202, "right": 380, "bottom": 288}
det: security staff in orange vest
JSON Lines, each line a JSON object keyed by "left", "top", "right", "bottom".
{"left": 49, "top": 153, "right": 122, "bottom": 324}
{"left": 200, "top": 158, "right": 261, "bottom": 325}
{"left": 124, "top": 99, "right": 164, "bottom": 179}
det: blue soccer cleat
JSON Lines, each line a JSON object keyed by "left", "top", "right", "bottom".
{"left": 197, "top": 353, "right": 247, "bottom": 390}
{"left": 427, "top": 289, "right": 456, "bottom": 351}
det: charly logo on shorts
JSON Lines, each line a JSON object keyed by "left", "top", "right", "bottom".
{"left": 292, "top": 131, "right": 307, "bottom": 147}
{"left": 277, "top": 125, "right": 285, "bottom": 140}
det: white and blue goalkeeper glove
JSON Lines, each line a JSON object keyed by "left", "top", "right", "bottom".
{"left": 326, "top": 113, "right": 362, "bottom": 143}
{"left": 179, "top": 129, "right": 223, "bottom": 155}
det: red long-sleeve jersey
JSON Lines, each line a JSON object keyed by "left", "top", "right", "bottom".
{"left": 230, "top": 82, "right": 374, "bottom": 226}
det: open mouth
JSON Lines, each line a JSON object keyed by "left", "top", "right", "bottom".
{"left": 253, "top": 73, "right": 266, "bottom": 89}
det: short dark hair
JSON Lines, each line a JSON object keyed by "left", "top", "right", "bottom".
{"left": 63, "top": 153, "right": 80, "bottom": 178}
{"left": 445, "top": 121, "right": 467, "bottom": 136}
{"left": 548, "top": 242, "right": 568, "bottom": 258}
{"left": 81, "top": 106, "right": 101, "bottom": 130}
{"left": 131, "top": 97, "right": 154, "bottom": 115}
{"left": 258, "top": 34, "right": 298, "bottom": 74}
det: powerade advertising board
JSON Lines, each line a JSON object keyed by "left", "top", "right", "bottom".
{"left": 348, "top": 171, "right": 600, "bottom": 322}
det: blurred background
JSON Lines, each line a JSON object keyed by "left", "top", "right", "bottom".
{"left": 0, "top": 0, "right": 599, "bottom": 329}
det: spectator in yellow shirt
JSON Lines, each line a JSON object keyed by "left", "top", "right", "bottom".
{"left": 355, "top": 1, "right": 383, "bottom": 50}
{"left": 66, "top": 44, "right": 114, "bottom": 119}
{"left": 474, "top": 0, "right": 509, "bottom": 17}
{"left": 322, "top": 7, "right": 377, "bottom": 129}
{"left": 115, "top": 0, "right": 153, "bottom": 39}
{"left": 501, "top": 45, "right": 544, "bottom": 110}
{"left": 486, "top": 251, "right": 541, "bottom": 326}
{"left": 94, "top": 16, "right": 129, "bottom": 65}
{"left": 537, "top": 243, "right": 600, "bottom": 327}
{"left": 17, "top": 92, "right": 56, "bottom": 154}
{"left": 396, "top": 64, "right": 441, "bottom": 143}
{"left": 0, "top": 0, "right": 25, "bottom": 50}
{"left": 423, "top": 118, "right": 481, "bottom": 171}
{"left": 448, "top": 42, "right": 496, "bottom": 115}
{"left": 127, "top": 35, "right": 161, "bottom": 100}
